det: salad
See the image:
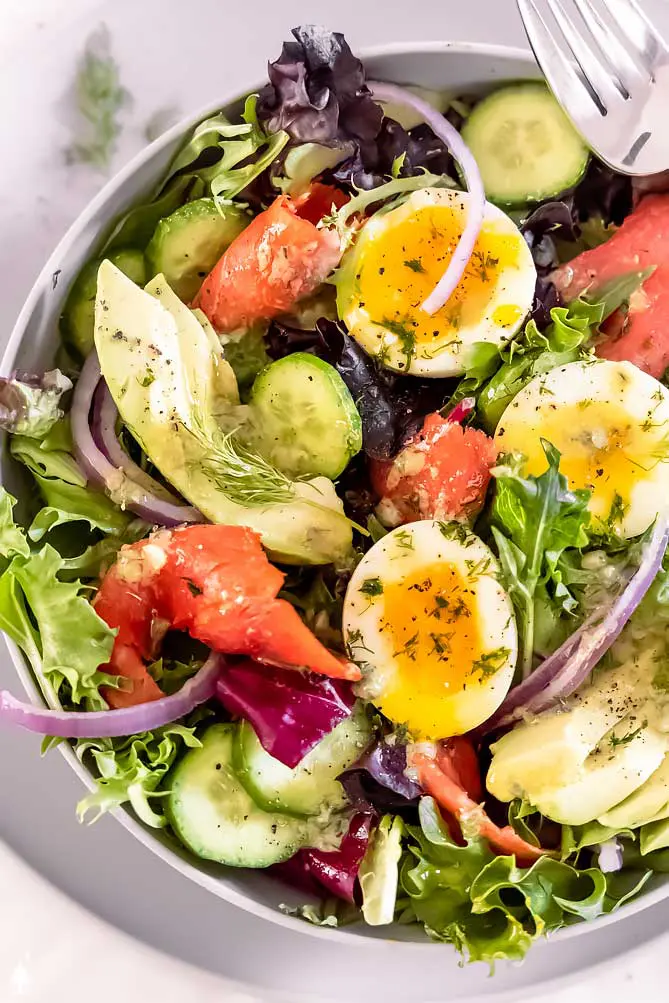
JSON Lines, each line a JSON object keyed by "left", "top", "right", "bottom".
{"left": 3, "top": 23, "right": 669, "bottom": 964}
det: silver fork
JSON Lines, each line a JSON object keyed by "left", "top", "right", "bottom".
{"left": 517, "top": 0, "right": 669, "bottom": 175}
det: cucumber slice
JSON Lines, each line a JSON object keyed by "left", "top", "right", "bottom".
{"left": 146, "top": 197, "right": 248, "bottom": 302}
{"left": 60, "top": 248, "right": 146, "bottom": 359}
{"left": 461, "top": 83, "right": 589, "bottom": 205}
{"left": 250, "top": 352, "right": 363, "bottom": 479}
{"left": 235, "top": 707, "right": 373, "bottom": 817}
{"left": 166, "top": 723, "right": 308, "bottom": 867}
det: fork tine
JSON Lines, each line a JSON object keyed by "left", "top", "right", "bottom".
{"left": 517, "top": 0, "right": 604, "bottom": 118}
{"left": 607, "top": 0, "right": 669, "bottom": 70}
{"left": 547, "top": 0, "right": 629, "bottom": 111}
{"left": 572, "top": 0, "right": 650, "bottom": 93}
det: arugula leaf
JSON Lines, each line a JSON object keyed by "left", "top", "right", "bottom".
{"left": 76, "top": 724, "right": 201, "bottom": 827}
{"left": 491, "top": 442, "right": 591, "bottom": 678}
{"left": 165, "top": 95, "right": 289, "bottom": 204}
{"left": 400, "top": 797, "right": 649, "bottom": 965}
{"left": 447, "top": 275, "right": 650, "bottom": 434}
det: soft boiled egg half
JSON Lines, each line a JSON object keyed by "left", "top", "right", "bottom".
{"left": 342, "top": 520, "right": 518, "bottom": 740}
{"left": 336, "top": 187, "right": 536, "bottom": 377}
{"left": 495, "top": 358, "right": 669, "bottom": 539}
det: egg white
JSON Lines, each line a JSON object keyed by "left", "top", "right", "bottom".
{"left": 494, "top": 358, "right": 669, "bottom": 539}
{"left": 342, "top": 520, "right": 518, "bottom": 740}
{"left": 336, "top": 187, "right": 537, "bottom": 378}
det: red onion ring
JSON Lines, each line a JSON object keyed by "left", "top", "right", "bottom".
{"left": 367, "top": 81, "right": 486, "bottom": 316}
{"left": 94, "top": 381, "right": 192, "bottom": 509}
{"left": 0, "top": 652, "right": 223, "bottom": 738}
{"left": 71, "top": 352, "right": 202, "bottom": 527}
{"left": 479, "top": 518, "right": 669, "bottom": 735}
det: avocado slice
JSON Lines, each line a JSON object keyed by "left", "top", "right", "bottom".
{"left": 94, "top": 261, "right": 352, "bottom": 565}
{"left": 599, "top": 754, "right": 669, "bottom": 830}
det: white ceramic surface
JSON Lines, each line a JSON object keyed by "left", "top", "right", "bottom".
{"left": 2, "top": 2, "right": 669, "bottom": 1001}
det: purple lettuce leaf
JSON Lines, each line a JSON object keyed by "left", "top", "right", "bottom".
{"left": 271, "top": 812, "right": 374, "bottom": 903}
{"left": 257, "top": 25, "right": 383, "bottom": 148}
{"left": 215, "top": 658, "right": 354, "bottom": 769}
{"left": 339, "top": 741, "right": 421, "bottom": 818}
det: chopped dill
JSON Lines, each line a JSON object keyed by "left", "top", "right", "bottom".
{"left": 464, "top": 556, "right": 492, "bottom": 580}
{"left": 404, "top": 259, "right": 426, "bottom": 274}
{"left": 429, "top": 632, "right": 453, "bottom": 658}
{"left": 609, "top": 719, "right": 648, "bottom": 748}
{"left": 470, "top": 647, "right": 510, "bottom": 679}
{"left": 394, "top": 632, "right": 419, "bottom": 661}
{"left": 66, "top": 26, "right": 129, "bottom": 169}
{"left": 359, "top": 577, "right": 384, "bottom": 598}
{"left": 199, "top": 430, "right": 296, "bottom": 507}
{"left": 394, "top": 529, "right": 415, "bottom": 552}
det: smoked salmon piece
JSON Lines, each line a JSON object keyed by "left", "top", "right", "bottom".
{"left": 553, "top": 194, "right": 669, "bottom": 379}
{"left": 95, "top": 524, "right": 359, "bottom": 708}
{"left": 193, "top": 195, "right": 341, "bottom": 333}
{"left": 370, "top": 413, "right": 497, "bottom": 527}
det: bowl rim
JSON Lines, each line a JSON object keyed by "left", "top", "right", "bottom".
{"left": 4, "top": 36, "right": 667, "bottom": 951}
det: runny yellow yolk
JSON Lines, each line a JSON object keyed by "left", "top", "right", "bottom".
{"left": 498, "top": 400, "right": 661, "bottom": 524}
{"left": 355, "top": 205, "right": 522, "bottom": 352}
{"left": 376, "top": 561, "right": 485, "bottom": 739}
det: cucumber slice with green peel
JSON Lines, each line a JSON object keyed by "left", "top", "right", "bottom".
{"left": 235, "top": 706, "right": 373, "bottom": 818}
{"left": 60, "top": 248, "right": 146, "bottom": 359}
{"left": 250, "top": 352, "right": 363, "bottom": 479}
{"left": 166, "top": 724, "right": 308, "bottom": 867}
{"left": 461, "top": 83, "right": 589, "bottom": 206}
{"left": 146, "top": 197, "right": 248, "bottom": 302}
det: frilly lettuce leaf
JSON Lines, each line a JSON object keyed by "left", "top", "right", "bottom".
{"left": 11, "top": 423, "right": 132, "bottom": 539}
{"left": 0, "top": 485, "right": 119, "bottom": 709}
{"left": 0, "top": 370, "right": 72, "bottom": 439}
{"left": 278, "top": 897, "right": 360, "bottom": 927}
{"left": 359, "top": 814, "right": 404, "bottom": 925}
{"left": 76, "top": 723, "right": 202, "bottom": 827}
{"left": 10, "top": 544, "right": 117, "bottom": 709}
{"left": 0, "top": 489, "right": 30, "bottom": 568}
{"left": 399, "top": 798, "right": 650, "bottom": 966}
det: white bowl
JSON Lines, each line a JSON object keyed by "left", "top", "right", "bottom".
{"left": 4, "top": 39, "right": 665, "bottom": 949}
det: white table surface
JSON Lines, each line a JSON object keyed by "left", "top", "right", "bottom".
{"left": 2, "top": 2, "right": 669, "bottom": 1000}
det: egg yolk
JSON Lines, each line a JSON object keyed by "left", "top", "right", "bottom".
{"left": 354, "top": 204, "right": 522, "bottom": 362}
{"left": 498, "top": 399, "right": 666, "bottom": 525}
{"left": 375, "top": 561, "right": 491, "bottom": 739}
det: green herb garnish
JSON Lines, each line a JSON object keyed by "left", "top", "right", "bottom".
{"left": 66, "top": 27, "right": 129, "bottom": 170}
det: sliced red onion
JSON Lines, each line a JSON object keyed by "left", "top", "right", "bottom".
{"left": 93, "top": 380, "right": 197, "bottom": 512}
{"left": 71, "top": 352, "right": 202, "bottom": 527}
{"left": 480, "top": 518, "right": 669, "bottom": 735}
{"left": 0, "top": 652, "right": 223, "bottom": 738}
{"left": 368, "top": 81, "right": 486, "bottom": 316}
{"left": 445, "top": 396, "right": 476, "bottom": 425}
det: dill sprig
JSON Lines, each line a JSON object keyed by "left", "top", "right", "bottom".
{"left": 200, "top": 430, "right": 296, "bottom": 508}
{"left": 66, "top": 26, "right": 129, "bottom": 170}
